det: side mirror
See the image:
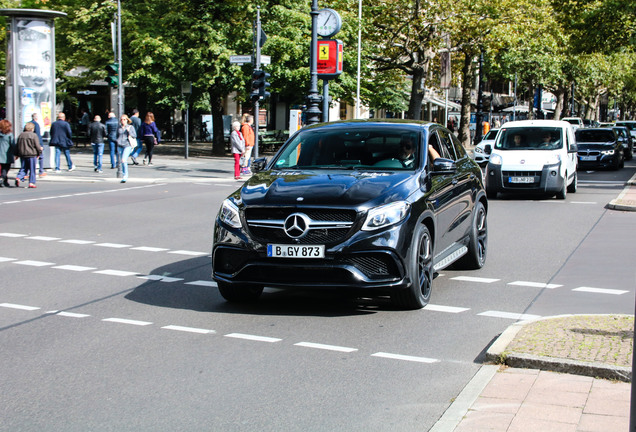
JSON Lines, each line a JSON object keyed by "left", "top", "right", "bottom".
{"left": 484, "top": 144, "right": 492, "bottom": 155}
{"left": 569, "top": 144, "right": 577, "bottom": 153}
{"left": 252, "top": 157, "right": 268, "bottom": 173}
{"left": 431, "top": 158, "right": 457, "bottom": 175}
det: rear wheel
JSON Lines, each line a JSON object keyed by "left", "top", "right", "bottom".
{"left": 456, "top": 201, "right": 487, "bottom": 269}
{"left": 391, "top": 224, "right": 433, "bottom": 310}
{"left": 217, "top": 282, "right": 263, "bottom": 303}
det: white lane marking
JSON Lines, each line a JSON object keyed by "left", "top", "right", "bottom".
{"left": 0, "top": 257, "right": 17, "bottom": 262}
{"left": 59, "top": 239, "right": 96, "bottom": 245}
{"left": 13, "top": 260, "right": 54, "bottom": 267}
{"left": 371, "top": 352, "right": 440, "bottom": 363}
{"left": 185, "top": 280, "right": 217, "bottom": 287}
{"left": 478, "top": 311, "right": 541, "bottom": 320}
{"left": 508, "top": 281, "right": 562, "bottom": 289}
{"left": 294, "top": 342, "right": 358, "bottom": 353}
{"left": 52, "top": 265, "right": 97, "bottom": 272}
{"left": 102, "top": 318, "right": 153, "bottom": 326}
{"left": 55, "top": 311, "right": 91, "bottom": 318}
{"left": 450, "top": 276, "right": 500, "bottom": 283}
{"left": 131, "top": 246, "right": 170, "bottom": 252}
{"left": 94, "top": 243, "right": 132, "bottom": 249}
{"left": 26, "top": 236, "right": 61, "bottom": 241}
{"left": 168, "top": 250, "right": 208, "bottom": 256}
{"left": 138, "top": 275, "right": 184, "bottom": 283}
{"left": 424, "top": 304, "right": 470, "bottom": 313}
{"left": 225, "top": 333, "right": 282, "bottom": 343}
{"left": 93, "top": 269, "right": 138, "bottom": 277}
{"left": 573, "top": 287, "right": 629, "bottom": 295}
{"left": 0, "top": 303, "right": 40, "bottom": 311}
{"left": 1, "top": 201, "right": 22, "bottom": 204}
{"left": 162, "top": 325, "right": 216, "bottom": 334}
{"left": 0, "top": 233, "right": 27, "bottom": 237}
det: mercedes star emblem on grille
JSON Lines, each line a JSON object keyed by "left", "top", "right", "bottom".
{"left": 284, "top": 213, "right": 310, "bottom": 238}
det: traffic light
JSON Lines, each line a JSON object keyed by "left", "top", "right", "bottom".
{"left": 251, "top": 69, "right": 271, "bottom": 101}
{"left": 105, "top": 63, "right": 119, "bottom": 87}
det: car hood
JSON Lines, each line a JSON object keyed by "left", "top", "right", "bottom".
{"left": 240, "top": 170, "right": 414, "bottom": 206}
{"left": 577, "top": 142, "right": 618, "bottom": 149}
{"left": 492, "top": 150, "right": 561, "bottom": 170}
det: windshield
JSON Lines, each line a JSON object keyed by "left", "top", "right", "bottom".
{"left": 576, "top": 130, "right": 615, "bottom": 143}
{"left": 616, "top": 122, "right": 636, "bottom": 131}
{"left": 495, "top": 127, "right": 563, "bottom": 150}
{"left": 483, "top": 129, "right": 498, "bottom": 140}
{"left": 271, "top": 126, "right": 422, "bottom": 170}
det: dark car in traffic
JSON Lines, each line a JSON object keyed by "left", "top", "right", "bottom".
{"left": 212, "top": 120, "right": 488, "bottom": 309}
{"left": 612, "top": 126, "right": 633, "bottom": 160}
{"left": 576, "top": 128, "right": 624, "bottom": 170}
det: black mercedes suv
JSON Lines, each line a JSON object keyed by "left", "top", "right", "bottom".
{"left": 212, "top": 119, "right": 488, "bottom": 309}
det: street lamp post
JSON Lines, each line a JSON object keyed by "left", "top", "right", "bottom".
{"left": 181, "top": 81, "right": 191, "bottom": 159}
{"left": 306, "top": 0, "right": 322, "bottom": 125}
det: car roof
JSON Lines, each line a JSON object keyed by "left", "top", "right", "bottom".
{"left": 500, "top": 119, "right": 572, "bottom": 128}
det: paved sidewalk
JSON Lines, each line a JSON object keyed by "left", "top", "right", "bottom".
{"left": 431, "top": 314, "right": 633, "bottom": 432}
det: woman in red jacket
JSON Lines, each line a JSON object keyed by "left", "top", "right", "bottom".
{"left": 240, "top": 114, "right": 255, "bottom": 175}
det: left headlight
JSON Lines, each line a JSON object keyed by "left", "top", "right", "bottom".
{"left": 474, "top": 146, "right": 484, "bottom": 154}
{"left": 362, "top": 201, "right": 409, "bottom": 231}
{"left": 218, "top": 198, "right": 242, "bottom": 228}
{"left": 545, "top": 153, "right": 561, "bottom": 165}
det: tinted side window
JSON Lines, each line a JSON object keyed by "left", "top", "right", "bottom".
{"left": 449, "top": 131, "right": 467, "bottom": 159}
{"left": 436, "top": 129, "right": 457, "bottom": 161}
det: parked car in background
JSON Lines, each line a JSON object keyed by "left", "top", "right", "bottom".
{"left": 485, "top": 120, "right": 578, "bottom": 199}
{"left": 583, "top": 119, "right": 599, "bottom": 128}
{"left": 473, "top": 128, "right": 499, "bottom": 166}
{"left": 615, "top": 120, "right": 636, "bottom": 141}
{"left": 562, "top": 117, "right": 584, "bottom": 130}
{"left": 576, "top": 128, "right": 624, "bottom": 170}
{"left": 212, "top": 119, "right": 488, "bottom": 310}
{"left": 612, "top": 126, "right": 633, "bottom": 160}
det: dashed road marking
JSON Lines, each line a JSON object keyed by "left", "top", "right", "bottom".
{"left": 162, "top": 325, "right": 215, "bottom": 334}
{"left": 0, "top": 257, "right": 17, "bottom": 262}
{"left": 478, "top": 311, "right": 541, "bottom": 320}
{"left": 54, "top": 311, "right": 91, "bottom": 318}
{"left": 371, "top": 352, "right": 439, "bottom": 363}
{"left": 0, "top": 303, "right": 40, "bottom": 311}
{"left": 102, "top": 318, "right": 153, "bottom": 326}
{"left": 0, "top": 233, "right": 27, "bottom": 238}
{"left": 93, "top": 269, "right": 138, "bottom": 277}
{"left": 26, "top": 236, "right": 61, "bottom": 241}
{"left": 225, "top": 333, "right": 282, "bottom": 343}
{"left": 131, "top": 246, "right": 170, "bottom": 252}
{"left": 573, "top": 287, "right": 629, "bottom": 295}
{"left": 94, "top": 243, "right": 133, "bottom": 249}
{"left": 185, "top": 280, "right": 217, "bottom": 287}
{"left": 424, "top": 304, "right": 470, "bottom": 313}
{"left": 508, "top": 281, "right": 562, "bottom": 289}
{"left": 169, "top": 250, "right": 209, "bottom": 256}
{"left": 53, "top": 265, "right": 98, "bottom": 272}
{"left": 59, "top": 239, "right": 96, "bottom": 245}
{"left": 294, "top": 342, "right": 358, "bottom": 353}
{"left": 14, "top": 260, "right": 54, "bottom": 267}
{"left": 451, "top": 276, "right": 500, "bottom": 283}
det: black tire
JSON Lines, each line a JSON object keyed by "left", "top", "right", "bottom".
{"left": 391, "top": 224, "right": 433, "bottom": 310}
{"left": 456, "top": 201, "right": 487, "bottom": 270}
{"left": 217, "top": 281, "right": 263, "bottom": 303}
{"left": 555, "top": 176, "right": 567, "bottom": 199}
{"left": 567, "top": 171, "right": 577, "bottom": 193}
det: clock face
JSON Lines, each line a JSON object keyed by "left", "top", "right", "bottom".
{"left": 316, "top": 8, "right": 341, "bottom": 38}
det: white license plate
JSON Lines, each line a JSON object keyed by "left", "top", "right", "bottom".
{"left": 580, "top": 156, "right": 596, "bottom": 161}
{"left": 267, "top": 244, "right": 325, "bottom": 258}
{"left": 509, "top": 176, "right": 534, "bottom": 184}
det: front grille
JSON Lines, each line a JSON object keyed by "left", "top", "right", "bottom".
{"left": 342, "top": 254, "right": 399, "bottom": 279}
{"left": 502, "top": 170, "right": 541, "bottom": 188}
{"left": 578, "top": 150, "right": 601, "bottom": 156}
{"left": 245, "top": 207, "right": 358, "bottom": 245}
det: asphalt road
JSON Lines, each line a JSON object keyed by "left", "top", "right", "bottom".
{"left": 1, "top": 156, "right": 635, "bottom": 431}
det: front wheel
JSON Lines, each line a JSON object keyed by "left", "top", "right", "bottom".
{"left": 567, "top": 172, "right": 577, "bottom": 193}
{"left": 391, "top": 224, "right": 433, "bottom": 310}
{"left": 217, "top": 282, "right": 263, "bottom": 303}
{"left": 555, "top": 176, "right": 567, "bottom": 199}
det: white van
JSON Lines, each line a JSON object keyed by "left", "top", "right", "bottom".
{"left": 485, "top": 120, "right": 578, "bottom": 199}
{"left": 562, "top": 117, "right": 584, "bottom": 130}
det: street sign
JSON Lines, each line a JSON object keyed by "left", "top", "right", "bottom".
{"left": 230, "top": 55, "right": 252, "bottom": 65}
{"left": 261, "top": 55, "right": 271, "bottom": 65}
{"left": 77, "top": 90, "right": 97, "bottom": 95}
{"left": 317, "top": 39, "right": 343, "bottom": 78}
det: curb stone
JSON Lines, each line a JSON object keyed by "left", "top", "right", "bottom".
{"left": 485, "top": 314, "right": 633, "bottom": 382}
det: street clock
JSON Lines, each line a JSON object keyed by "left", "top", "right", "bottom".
{"left": 316, "top": 8, "right": 342, "bottom": 38}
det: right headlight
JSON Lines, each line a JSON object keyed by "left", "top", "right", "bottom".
{"left": 362, "top": 201, "right": 409, "bottom": 231}
{"left": 218, "top": 198, "right": 242, "bottom": 228}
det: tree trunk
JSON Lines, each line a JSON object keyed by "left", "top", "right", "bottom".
{"left": 527, "top": 84, "right": 535, "bottom": 119}
{"left": 210, "top": 91, "right": 226, "bottom": 156}
{"left": 406, "top": 67, "right": 425, "bottom": 120}
{"left": 553, "top": 86, "right": 565, "bottom": 120}
{"left": 458, "top": 54, "right": 474, "bottom": 147}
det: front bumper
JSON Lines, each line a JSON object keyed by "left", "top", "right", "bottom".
{"left": 577, "top": 152, "right": 620, "bottom": 169}
{"left": 486, "top": 162, "right": 564, "bottom": 194}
